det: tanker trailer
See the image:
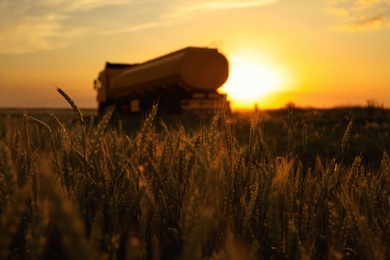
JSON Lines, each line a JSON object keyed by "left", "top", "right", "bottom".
{"left": 93, "top": 47, "right": 229, "bottom": 116}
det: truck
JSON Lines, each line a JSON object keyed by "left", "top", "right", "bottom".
{"left": 94, "top": 47, "right": 229, "bottom": 116}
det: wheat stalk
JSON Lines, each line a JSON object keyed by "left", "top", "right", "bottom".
{"left": 56, "top": 87, "right": 85, "bottom": 125}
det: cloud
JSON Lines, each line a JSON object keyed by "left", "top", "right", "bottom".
{"left": 0, "top": 0, "right": 133, "bottom": 54}
{"left": 96, "top": 0, "right": 281, "bottom": 35}
{"left": 0, "top": 13, "right": 89, "bottom": 54}
{"left": 0, "top": 0, "right": 279, "bottom": 54}
{"left": 165, "top": 0, "right": 280, "bottom": 19}
{"left": 328, "top": 0, "right": 390, "bottom": 31}
{"left": 97, "top": 22, "right": 160, "bottom": 36}
{"left": 180, "top": 0, "right": 279, "bottom": 11}
{"left": 64, "top": 0, "right": 130, "bottom": 12}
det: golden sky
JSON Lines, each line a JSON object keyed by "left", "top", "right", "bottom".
{"left": 1, "top": 0, "right": 390, "bottom": 110}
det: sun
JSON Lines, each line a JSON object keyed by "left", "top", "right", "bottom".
{"left": 220, "top": 55, "right": 284, "bottom": 110}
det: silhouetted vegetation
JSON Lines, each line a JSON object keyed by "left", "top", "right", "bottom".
{"left": 0, "top": 91, "right": 389, "bottom": 259}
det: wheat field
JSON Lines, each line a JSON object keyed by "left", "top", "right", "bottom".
{"left": 0, "top": 88, "right": 389, "bottom": 259}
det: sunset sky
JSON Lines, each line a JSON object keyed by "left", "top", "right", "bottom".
{"left": 1, "top": 0, "right": 390, "bottom": 110}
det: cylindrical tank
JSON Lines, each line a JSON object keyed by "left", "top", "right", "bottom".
{"left": 109, "top": 47, "right": 229, "bottom": 98}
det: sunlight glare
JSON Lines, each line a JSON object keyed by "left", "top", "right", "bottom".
{"left": 220, "top": 55, "right": 284, "bottom": 110}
